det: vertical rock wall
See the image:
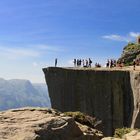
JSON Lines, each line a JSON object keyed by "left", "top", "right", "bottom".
{"left": 43, "top": 67, "right": 140, "bottom": 136}
{"left": 130, "top": 72, "right": 140, "bottom": 128}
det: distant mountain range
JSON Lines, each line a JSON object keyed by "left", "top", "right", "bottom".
{"left": 0, "top": 78, "right": 51, "bottom": 111}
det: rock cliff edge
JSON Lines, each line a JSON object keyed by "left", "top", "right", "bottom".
{"left": 43, "top": 67, "right": 140, "bottom": 136}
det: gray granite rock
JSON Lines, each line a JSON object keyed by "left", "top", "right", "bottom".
{"left": 43, "top": 67, "right": 140, "bottom": 136}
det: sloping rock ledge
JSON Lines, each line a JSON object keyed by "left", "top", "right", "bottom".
{"left": 0, "top": 107, "right": 103, "bottom": 140}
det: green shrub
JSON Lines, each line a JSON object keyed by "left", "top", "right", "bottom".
{"left": 128, "top": 42, "right": 135, "bottom": 46}
{"left": 64, "top": 111, "right": 101, "bottom": 128}
{"left": 114, "top": 128, "right": 132, "bottom": 138}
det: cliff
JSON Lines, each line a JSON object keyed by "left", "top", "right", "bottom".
{"left": 43, "top": 67, "right": 140, "bottom": 136}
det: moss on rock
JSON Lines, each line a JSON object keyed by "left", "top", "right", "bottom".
{"left": 114, "top": 128, "right": 132, "bottom": 138}
{"left": 64, "top": 111, "right": 101, "bottom": 128}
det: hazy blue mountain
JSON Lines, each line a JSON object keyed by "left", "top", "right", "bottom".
{"left": 0, "top": 78, "right": 51, "bottom": 111}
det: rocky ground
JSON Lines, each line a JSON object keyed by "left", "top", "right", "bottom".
{"left": 0, "top": 107, "right": 103, "bottom": 140}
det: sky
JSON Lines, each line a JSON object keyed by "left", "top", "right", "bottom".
{"left": 0, "top": 0, "right": 140, "bottom": 83}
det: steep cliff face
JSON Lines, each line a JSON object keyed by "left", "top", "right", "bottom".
{"left": 43, "top": 67, "right": 140, "bottom": 136}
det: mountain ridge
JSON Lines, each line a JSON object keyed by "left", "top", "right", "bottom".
{"left": 0, "top": 78, "right": 51, "bottom": 111}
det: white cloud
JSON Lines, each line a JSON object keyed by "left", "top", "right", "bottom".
{"left": 8, "top": 48, "right": 39, "bottom": 57}
{"left": 102, "top": 35, "right": 130, "bottom": 42}
{"left": 102, "top": 32, "right": 140, "bottom": 42}
{"left": 33, "top": 44, "right": 65, "bottom": 52}
{"left": 129, "top": 32, "right": 140, "bottom": 38}
{"left": 0, "top": 44, "right": 64, "bottom": 59}
{"left": 0, "top": 47, "right": 40, "bottom": 59}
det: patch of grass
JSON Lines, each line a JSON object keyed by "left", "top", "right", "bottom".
{"left": 64, "top": 111, "right": 101, "bottom": 128}
{"left": 114, "top": 128, "right": 132, "bottom": 138}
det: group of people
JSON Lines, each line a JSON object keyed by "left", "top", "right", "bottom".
{"left": 95, "top": 63, "right": 101, "bottom": 68}
{"left": 73, "top": 58, "right": 92, "bottom": 67}
{"left": 106, "top": 58, "right": 139, "bottom": 70}
{"left": 54, "top": 58, "right": 139, "bottom": 70}
{"left": 106, "top": 59, "right": 117, "bottom": 68}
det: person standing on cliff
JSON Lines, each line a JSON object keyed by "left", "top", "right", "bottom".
{"left": 133, "top": 59, "right": 136, "bottom": 70}
{"left": 74, "top": 59, "right": 76, "bottom": 67}
{"left": 89, "top": 58, "right": 92, "bottom": 67}
{"left": 55, "top": 58, "right": 57, "bottom": 67}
